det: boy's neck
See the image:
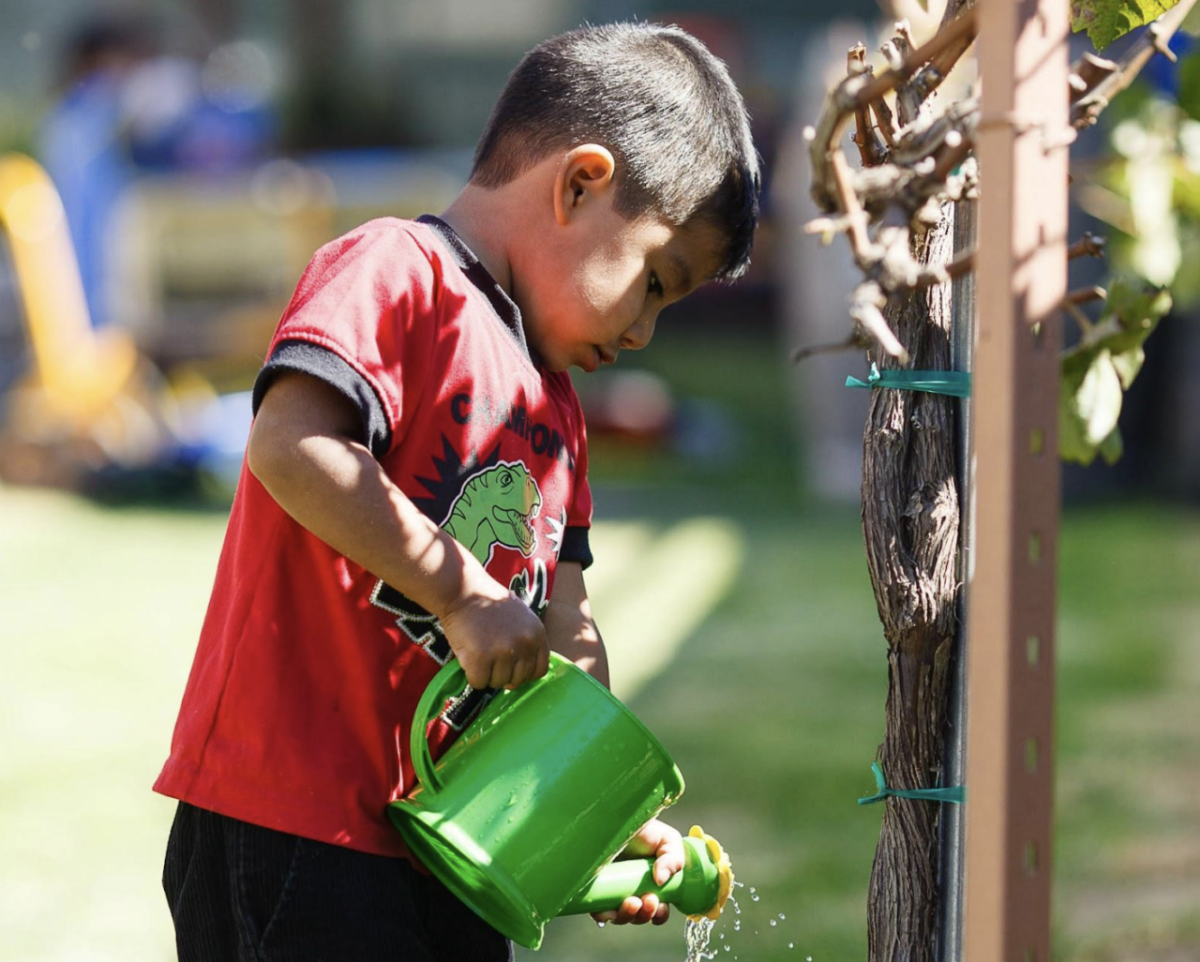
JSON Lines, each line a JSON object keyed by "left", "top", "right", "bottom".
{"left": 438, "top": 185, "right": 519, "bottom": 297}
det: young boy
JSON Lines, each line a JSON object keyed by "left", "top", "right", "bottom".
{"left": 155, "top": 21, "right": 759, "bottom": 961}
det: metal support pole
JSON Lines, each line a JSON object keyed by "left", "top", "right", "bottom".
{"left": 937, "top": 196, "right": 975, "bottom": 962}
{"left": 964, "top": 1, "right": 1068, "bottom": 960}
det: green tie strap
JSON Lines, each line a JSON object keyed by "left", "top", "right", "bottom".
{"left": 845, "top": 363, "right": 972, "bottom": 398}
{"left": 857, "top": 762, "right": 965, "bottom": 806}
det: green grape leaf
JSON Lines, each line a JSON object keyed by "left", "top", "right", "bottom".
{"left": 1109, "top": 344, "right": 1146, "bottom": 387}
{"left": 1058, "top": 280, "right": 1171, "bottom": 465}
{"left": 1098, "top": 426, "right": 1125, "bottom": 465}
{"left": 1060, "top": 349, "right": 1124, "bottom": 464}
{"left": 1071, "top": 0, "right": 1183, "bottom": 49}
{"left": 1104, "top": 279, "right": 1172, "bottom": 352}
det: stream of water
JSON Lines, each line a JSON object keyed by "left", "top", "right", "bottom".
{"left": 683, "top": 882, "right": 812, "bottom": 961}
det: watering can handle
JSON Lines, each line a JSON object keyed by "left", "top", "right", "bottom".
{"left": 409, "top": 658, "right": 475, "bottom": 795}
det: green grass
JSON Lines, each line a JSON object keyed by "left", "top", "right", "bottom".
{"left": 1, "top": 330, "right": 1197, "bottom": 961}
{"left": 3, "top": 487, "right": 1196, "bottom": 961}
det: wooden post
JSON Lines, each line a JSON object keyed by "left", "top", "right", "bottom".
{"left": 964, "top": 0, "right": 1068, "bottom": 959}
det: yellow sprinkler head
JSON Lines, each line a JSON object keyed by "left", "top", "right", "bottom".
{"left": 687, "top": 824, "right": 735, "bottom": 921}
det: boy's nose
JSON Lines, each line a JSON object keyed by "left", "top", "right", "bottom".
{"left": 620, "top": 314, "right": 656, "bottom": 351}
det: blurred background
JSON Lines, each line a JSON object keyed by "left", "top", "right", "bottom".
{"left": 1, "top": 1, "right": 1197, "bottom": 960}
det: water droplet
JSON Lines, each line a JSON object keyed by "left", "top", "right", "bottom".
{"left": 788, "top": 944, "right": 795, "bottom": 950}
{"left": 749, "top": 887, "right": 757, "bottom": 894}
{"left": 751, "top": 893, "right": 760, "bottom": 902}
{"left": 596, "top": 921, "right": 605, "bottom": 928}
{"left": 779, "top": 913, "right": 787, "bottom": 920}
{"left": 770, "top": 920, "right": 778, "bottom": 927}
{"left": 723, "top": 946, "right": 731, "bottom": 953}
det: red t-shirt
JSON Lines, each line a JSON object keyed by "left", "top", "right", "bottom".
{"left": 154, "top": 217, "right": 593, "bottom": 858}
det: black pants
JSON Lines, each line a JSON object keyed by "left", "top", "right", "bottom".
{"left": 163, "top": 802, "right": 512, "bottom": 962}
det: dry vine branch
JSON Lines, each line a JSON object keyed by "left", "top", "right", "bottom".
{"left": 791, "top": 334, "right": 868, "bottom": 363}
{"left": 1068, "top": 231, "right": 1106, "bottom": 260}
{"left": 872, "top": 95, "right": 899, "bottom": 148}
{"left": 853, "top": 7, "right": 979, "bottom": 112}
{"left": 912, "top": 249, "right": 975, "bottom": 288}
{"left": 804, "top": 0, "right": 1182, "bottom": 363}
{"left": 1064, "top": 300, "right": 1097, "bottom": 336}
{"left": 851, "top": 45, "right": 890, "bottom": 166}
{"left": 830, "top": 150, "right": 881, "bottom": 266}
{"left": 1071, "top": 52, "right": 1119, "bottom": 98}
{"left": 809, "top": 6, "right": 979, "bottom": 213}
{"left": 1066, "top": 285, "right": 1107, "bottom": 306}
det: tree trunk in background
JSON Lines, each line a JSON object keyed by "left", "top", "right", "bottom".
{"left": 862, "top": 206, "right": 961, "bottom": 962}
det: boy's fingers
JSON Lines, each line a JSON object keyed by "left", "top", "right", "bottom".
{"left": 634, "top": 893, "right": 661, "bottom": 923}
{"left": 612, "top": 896, "right": 643, "bottom": 924}
{"left": 609, "top": 894, "right": 661, "bottom": 925}
{"left": 505, "top": 654, "right": 537, "bottom": 690}
{"left": 653, "top": 847, "right": 685, "bottom": 886}
{"left": 586, "top": 896, "right": 670, "bottom": 928}
{"left": 506, "top": 635, "right": 550, "bottom": 688}
{"left": 487, "top": 651, "right": 516, "bottom": 689}
{"left": 458, "top": 655, "right": 491, "bottom": 690}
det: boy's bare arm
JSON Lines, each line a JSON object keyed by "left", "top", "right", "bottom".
{"left": 247, "top": 370, "right": 548, "bottom": 690}
{"left": 543, "top": 561, "right": 610, "bottom": 688}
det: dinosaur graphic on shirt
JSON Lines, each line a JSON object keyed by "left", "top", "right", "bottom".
{"left": 370, "top": 455, "right": 544, "bottom": 671}
{"left": 442, "top": 461, "right": 541, "bottom": 565}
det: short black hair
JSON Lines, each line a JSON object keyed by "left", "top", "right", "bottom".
{"left": 471, "top": 22, "right": 761, "bottom": 281}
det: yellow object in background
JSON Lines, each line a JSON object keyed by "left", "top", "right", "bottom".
{"left": 0, "top": 154, "right": 140, "bottom": 421}
{"left": 0, "top": 153, "right": 190, "bottom": 487}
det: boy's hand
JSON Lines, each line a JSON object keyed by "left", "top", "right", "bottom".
{"left": 440, "top": 587, "right": 549, "bottom": 690}
{"left": 592, "top": 818, "right": 684, "bottom": 927}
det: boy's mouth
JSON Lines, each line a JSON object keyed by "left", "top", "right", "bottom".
{"left": 582, "top": 346, "right": 616, "bottom": 373}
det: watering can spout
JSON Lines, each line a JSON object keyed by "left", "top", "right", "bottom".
{"left": 560, "top": 826, "right": 734, "bottom": 921}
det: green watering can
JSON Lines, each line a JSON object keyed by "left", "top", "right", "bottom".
{"left": 387, "top": 653, "right": 734, "bottom": 949}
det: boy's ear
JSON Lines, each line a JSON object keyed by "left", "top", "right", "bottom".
{"left": 553, "top": 144, "right": 616, "bottom": 226}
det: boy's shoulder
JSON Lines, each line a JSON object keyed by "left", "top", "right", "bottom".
{"left": 304, "top": 216, "right": 474, "bottom": 304}
{"left": 318, "top": 216, "right": 440, "bottom": 263}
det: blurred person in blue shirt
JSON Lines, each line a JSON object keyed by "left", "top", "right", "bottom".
{"left": 38, "top": 15, "right": 151, "bottom": 328}
{"left": 38, "top": 14, "right": 275, "bottom": 329}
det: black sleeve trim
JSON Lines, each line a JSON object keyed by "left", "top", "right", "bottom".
{"left": 252, "top": 340, "right": 392, "bottom": 457}
{"left": 559, "top": 526, "right": 593, "bottom": 570}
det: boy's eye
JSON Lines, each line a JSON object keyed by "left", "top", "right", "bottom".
{"left": 648, "top": 271, "right": 664, "bottom": 297}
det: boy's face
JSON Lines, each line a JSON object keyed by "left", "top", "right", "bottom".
{"left": 515, "top": 168, "right": 723, "bottom": 374}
